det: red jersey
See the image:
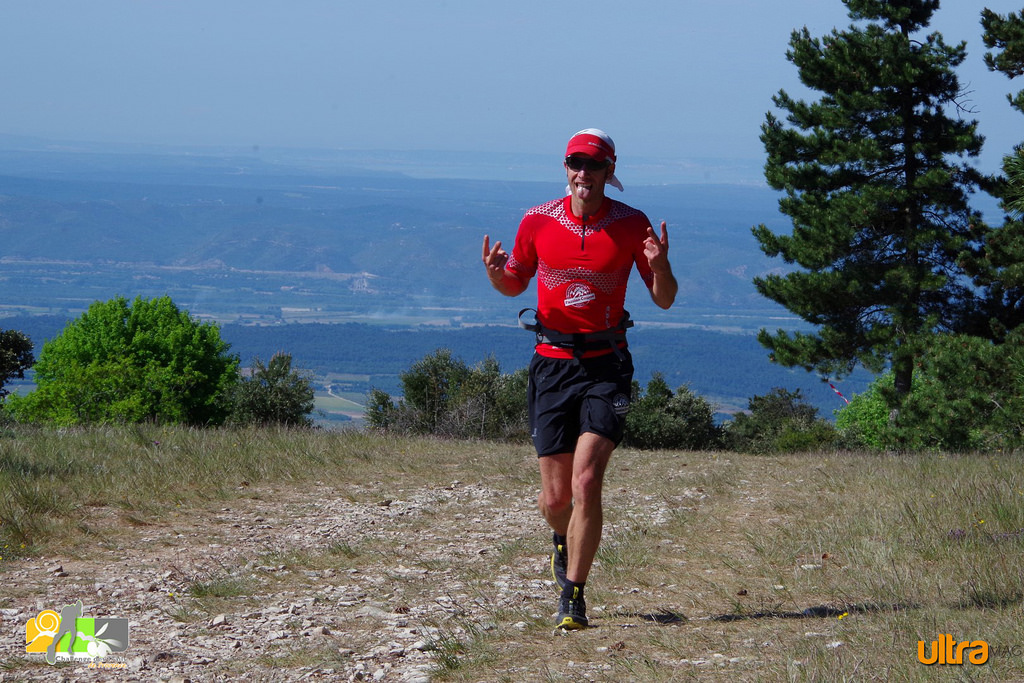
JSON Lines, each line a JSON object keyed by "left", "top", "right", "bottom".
{"left": 506, "top": 196, "right": 655, "bottom": 358}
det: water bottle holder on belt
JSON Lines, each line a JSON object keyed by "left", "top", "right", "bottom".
{"left": 518, "top": 308, "right": 633, "bottom": 360}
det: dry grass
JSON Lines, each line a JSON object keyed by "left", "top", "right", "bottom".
{"left": 1, "top": 425, "right": 1023, "bottom": 680}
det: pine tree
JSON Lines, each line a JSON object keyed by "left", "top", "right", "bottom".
{"left": 752, "top": 0, "right": 984, "bottom": 408}
{"left": 961, "top": 9, "right": 1024, "bottom": 337}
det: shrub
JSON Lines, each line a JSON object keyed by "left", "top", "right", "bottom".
{"left": 445, "top": 361, "right": 528, "bottom": 441}
{"left": 229, "top": 353, "right": 315, "bottom": 427}
{"left": 365, "top": 388, "right": 399, "bottom": 432}
{"left": 835, "top": 374, "right": 893, "bottom": 450}
{"left": 399, "top": 348, "right": 471, "bottom": 434}
{"left": 896, "top": 333, "right": 1024, "bottom": 451}
{"left": 365, "top": 350, "right": 528, "bottom": 441}
{"left": 624, "top": 373, "right": 721, "bottom": 450}
{"left": 724, "top": 387, "right": 837, "bottom": 454}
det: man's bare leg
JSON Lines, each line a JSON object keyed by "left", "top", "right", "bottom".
{"left": 538, "top": 432, "right": 615, "bottom": 629}
{"left": 563, "top": 432, "right": 614, "bottom": 582}
{"left": 538, "top": 451, "right": 573, "bottom": 537}
{"left": 538, "top": 432, "right": 615, "bottom": 581}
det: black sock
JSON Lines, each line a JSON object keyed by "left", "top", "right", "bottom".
{"left": 561, "top": 580, "right": 585, "bottom": 600}
{"left": 553, "top": 532, "right": 567, "bottom": 548}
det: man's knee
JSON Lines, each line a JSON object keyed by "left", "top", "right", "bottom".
{"left": 571, "top": 471, "right": 604, "bottom": 506}
{"left": 540, "top": 487, "right": 573, "bottom": 515}
{"left": 571, "top": 440, "right": 612, "bottom": 503}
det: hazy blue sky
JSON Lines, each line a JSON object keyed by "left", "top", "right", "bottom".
{"left": 2, "top": 1, "right": 1021, "bottom": 175}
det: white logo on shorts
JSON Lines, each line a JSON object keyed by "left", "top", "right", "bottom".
{"left": 613, "top": 393, "right": 630, "bottom": 415}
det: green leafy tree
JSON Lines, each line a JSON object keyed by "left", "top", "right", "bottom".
{"left": 0, "top": 329, "right": 34, "bottom": 399}
{"left": 365, "top": 388, "right": 398, "bottom": 432}
{"left": 624, "top": 373, "right": 721, "bottom": 450}
{"left": 1004, "top": 148, "right": 1024, "bottom": 218}
{"left": 752, "top": 0, "right": 985, "bottom": 418}
{"left": 229, "top": 353, "right": 315, "bottom": 427}
{"left": 982, "top": 8, "right": 1024, "bottom": 108}
{"left": 7, "top": 296, "right": 239, "bottom": 425}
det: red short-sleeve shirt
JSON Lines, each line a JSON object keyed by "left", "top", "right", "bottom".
{"left": 506, "top": 196, "right": 654, "bottom": 358}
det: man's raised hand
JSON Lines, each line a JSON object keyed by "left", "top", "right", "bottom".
{"left": 644, "top": 221, "right": 671, "bottom": 273}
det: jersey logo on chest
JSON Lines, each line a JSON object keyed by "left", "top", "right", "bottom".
{"left": 564, "top": 282, "right": 596, "bottom": 308}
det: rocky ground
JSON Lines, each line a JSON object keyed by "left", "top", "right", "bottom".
{"left": 1, "top": 478, "right": 557, "bottom": 682}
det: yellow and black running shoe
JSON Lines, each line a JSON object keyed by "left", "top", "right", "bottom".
{"left": 550, "top": 533, "right": 568, "bottom": 589}
{"left": 555, "top": 588, "right": 588, "bottom": 630}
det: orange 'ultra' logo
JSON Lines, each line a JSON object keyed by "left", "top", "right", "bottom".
{"left": 917, "top": 635, "right": 988, "bottom": 665}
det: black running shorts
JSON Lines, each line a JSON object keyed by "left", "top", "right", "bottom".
{"left": 527, "top": 350, "right": 635, "bottom": 456}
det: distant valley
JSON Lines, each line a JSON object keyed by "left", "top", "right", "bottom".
{"left": 0, "top": 142, "right": 867, "bottom": 418}
{"left": 0, "top": 143, "right": 796, "bottom": 327}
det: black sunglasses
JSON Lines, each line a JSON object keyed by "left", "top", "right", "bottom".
{"left": 565, "top": 156, "right": 611, "bottom": 172}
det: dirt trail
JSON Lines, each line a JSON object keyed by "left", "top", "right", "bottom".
{"left": 2, "top": 479, "right": 550, "bottom": 681}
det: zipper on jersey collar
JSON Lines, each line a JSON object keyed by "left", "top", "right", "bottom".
{"left": 581, "top": 214, "right": 589, "bottom": 251}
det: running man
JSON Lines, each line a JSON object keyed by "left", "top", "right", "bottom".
{"left": 482, "top": 128, "right": 677, "bottom": 629}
